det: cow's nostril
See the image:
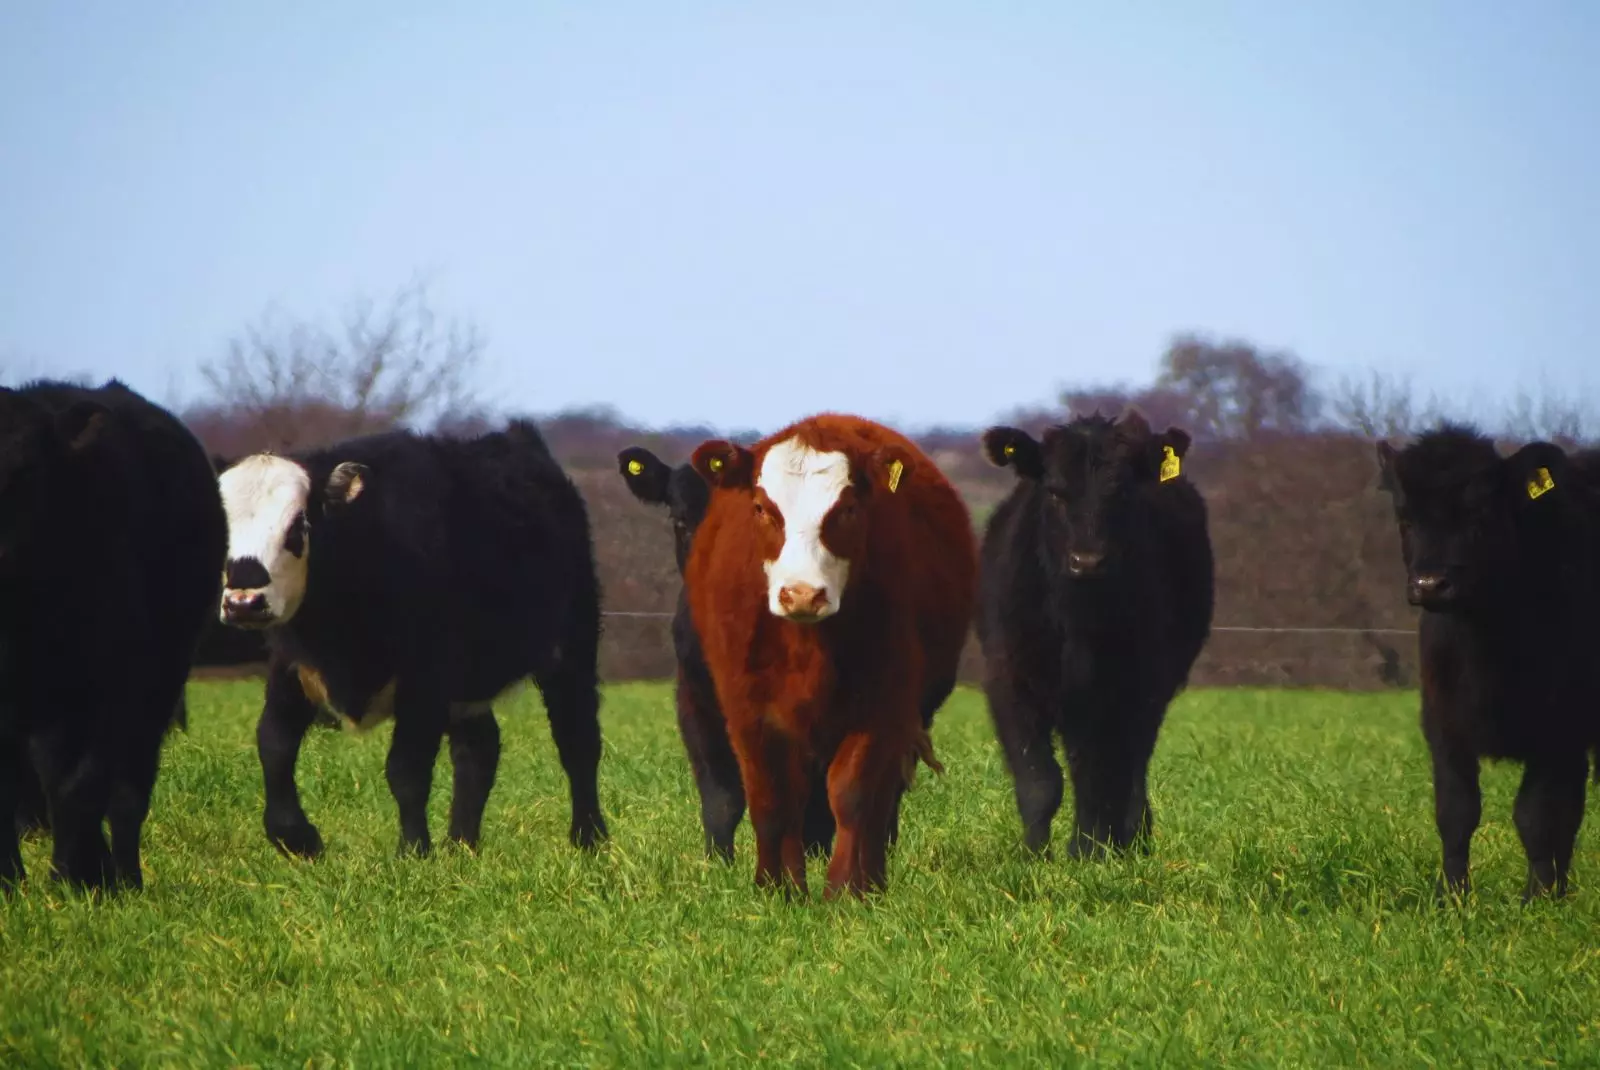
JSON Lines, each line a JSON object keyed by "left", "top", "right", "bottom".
{"left": 778, "top": 583, "right": 828, "bottom": 617}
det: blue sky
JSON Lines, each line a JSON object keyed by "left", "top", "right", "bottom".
{"left": 2, "top": 1, "right": 1596, "bottom": 432}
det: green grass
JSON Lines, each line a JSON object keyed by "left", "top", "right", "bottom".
{"left": 3, "top": 684, "right": 1598, "bottom": 1068}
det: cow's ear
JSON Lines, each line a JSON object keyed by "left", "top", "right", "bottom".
{"left": 618, "top": 447, "right": 673, "bottom": 505}
{"left": 869, "top": 444, "right": 913, "bottom": 495}
{"left": 55, "top": 401, "right": 109, "bottom": 454}
{"left": 691, "top": 440, "right": 754, "bottom": 490}
{"left": 1504, "top": 441, "right": 1567, "bottom": 506}
{"left": 1374, "top": 440, "right": 1400, "bottom": 492}
{"left": 325, "top": 461, "right": 369, "bottom": 510}
{"left": 980, "top": 426, "right": 1043, "bottom": 479}
{"left": 1151, "top": 425, "right": 1191, "bottom": 484}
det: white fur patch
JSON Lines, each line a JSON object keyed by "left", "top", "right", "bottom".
{"left": 218, "top": 454, "right": 313, "bottom": 624}
{"left": 757, "top": 438, "right": 851, "bottom": 619}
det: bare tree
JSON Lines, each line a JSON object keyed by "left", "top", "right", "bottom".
{"left": 1154, "top": 333, "right": 1321, "bottom": 440}
{"left": 1498, "top": 388, "right": 1598, "bottom": 449}
{"left": 196, "top": 277, "right": 485, "bottom": 452}
{"left": 1058, "top": 383, "right": 1195, "bottom": 430}
{"left": 1327, "top": 370, "right": 1445, "bottom": 439}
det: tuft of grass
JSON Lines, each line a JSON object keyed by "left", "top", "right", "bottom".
{"left": 3, "top": 683, "right": 1597, "bottom": 1067}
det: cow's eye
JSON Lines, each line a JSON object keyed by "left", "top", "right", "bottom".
{"left": 283, "top": 511, "right": 307, "bottom": 557}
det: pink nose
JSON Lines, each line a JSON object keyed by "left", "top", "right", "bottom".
{"left": 222, "top": 589, "right": 268, "bottom": 620}
{"left": 777, "top": 583, "right": 829, "bottom": 618}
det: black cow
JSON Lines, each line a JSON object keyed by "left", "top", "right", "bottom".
{"left": 1376, "top": 424, "right": 1600, "bottom": 901}
{"left": 617, "top": 446, "right": 836, "bottom": 860}
{"left": 977, "top": 410, "right": 1214, "bottom": 856}
{"left": 1, "top": 379, "right": 226, "bottom": 891}
{"left": 217, "top": 420, "right": 608, "bottom": 860}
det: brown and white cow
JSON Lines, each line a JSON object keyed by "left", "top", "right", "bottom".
{"left": 685, "top": 413, "right": 978, "bottom": 898}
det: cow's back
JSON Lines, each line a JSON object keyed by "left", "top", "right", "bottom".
{"left": 289, "top": 421, "right": 597, "bottom": 696}
{"left": 22, "top": 380, "right": 223, "bottom": 648}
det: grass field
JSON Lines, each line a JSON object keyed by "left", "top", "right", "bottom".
{"left": 3, "top": 682, "right": 1598, "bottom": 1068}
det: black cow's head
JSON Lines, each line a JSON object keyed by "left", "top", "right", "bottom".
{"left": 216, "top": 453, "right": 368, "bottom": 628}
{"left": 0, "top": 389, "right": 109, "bottom": 577}
{"left": 1375, "top": 424, "right": 1571, "bottom": 611}
{"left": 617, "top": 446, "right": 710, "bottom": 574}
{"left": 982, "top": 410, "right": 1192, "bottom": 579}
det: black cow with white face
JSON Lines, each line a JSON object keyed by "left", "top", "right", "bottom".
{"left": 1, "top": 379, "right": 226, "bottom": 892}
{"left": 1376, "top": 424, "right": 1599, "bottom": 902}
{"left": 218, "top": 420, "right": 608, "bottom": 861}
{"left": 977, "top": 410, "right": 1214, "bottom": 857}
{"left": 617, "top": 446, "right": 837, "bottom": 860}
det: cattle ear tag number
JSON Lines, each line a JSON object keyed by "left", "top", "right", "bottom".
{"left": 1527, "top": 467, "right": 1555, "bottom": 500}
{"left": 887, "top": 459, "right": 904, "bottom": 493}
{"left": 1159, "top": 445, "right": 1181, "bottom": 482}
{"left": 627, "top": 459, "right": 644, "bottom": 476}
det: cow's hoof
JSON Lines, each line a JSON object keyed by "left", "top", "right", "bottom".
{"left": 570, "top": 814, "right": 608, "bottom": 850}
{"left": 267, "top": 821, "right": 324, "bottom": 860}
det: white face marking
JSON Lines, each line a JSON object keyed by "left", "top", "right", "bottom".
{"left": 218, "top": 455, "right": 313, "bottom": 624}
{"left": 757, "top": 438, "right": 852, "bottom": 620}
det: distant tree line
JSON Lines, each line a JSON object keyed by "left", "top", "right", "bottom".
{"left": 12, "top": 273, "right": 1590, "bottom": 689}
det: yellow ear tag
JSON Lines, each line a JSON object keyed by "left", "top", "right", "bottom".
{"left": 708, "top": 456, "right": 724, "bottom": 473}
{"left": 1003, "top": 443, "right": 1015, "bottom": 459}
{"left": 626, "top": 459, "right": 643, "bottom": 476}
{"left": 1159, "top": 445, "right": 1181, "bottom": 482}
{"left": 1527, "top": 466, "right": 1554, "bottom": 500}
{"left": 887, "top": 459, "right": 904, "bottom": 493}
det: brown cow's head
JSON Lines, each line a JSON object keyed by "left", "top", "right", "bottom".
{"left": 692, "top": 434, "right": 911, "bottom": 623}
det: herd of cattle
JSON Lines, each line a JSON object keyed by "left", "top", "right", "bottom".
{"left": 2, "top": 377, "right": 1598, "bottom": 905}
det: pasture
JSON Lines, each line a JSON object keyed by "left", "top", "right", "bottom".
{"left": 3, "top": 681, "right": 1597, "bottom": 1067}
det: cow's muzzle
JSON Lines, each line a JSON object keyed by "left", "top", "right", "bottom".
{"left": 1066, "top": 549, "right": 1106, "bottom": 578}
{"left": 775, "top": 582, "right": 834, "bottom": 623}
{"left": 221, "top": 588, "right": 275, "bottom": 628}
{"left": 1406, "top": 571, "right": 1457, "bottom": 609}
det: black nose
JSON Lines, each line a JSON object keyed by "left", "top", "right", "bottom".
{"left": 1067, "top": 550, "right": 1105, "bottom": 576}
{"left": 1407, "top": 572, "right": 1453, "bottom": 606}
{"left": 225, "top": 556, "right": 271, "bottom": 591}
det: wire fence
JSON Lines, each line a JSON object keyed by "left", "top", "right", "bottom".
{"left": 599, "top": 610, "right": 1416, "bottom": 637}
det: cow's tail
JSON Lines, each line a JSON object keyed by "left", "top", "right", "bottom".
{"left": 902, "top": 728, "right": 946, "bottom": 788}
{"left": 1592, "top": 746, "right": 1598, "bottom": 785}
{"left": 169, "top": 693, "right": 189, "bottom": 735}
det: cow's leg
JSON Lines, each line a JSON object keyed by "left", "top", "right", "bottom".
{"left": 824, "top": 731, "right": 901, "bottom": 899}
{"left": 106, "top": 725, "right": 166, "bottom": 891}
{"left": 676, "top": 667, "right": 745, "bottom": 862}
{"left": 258, "top": 660, "right": 325, "bottom": 859}
{"left": 886, "top": 671, "right": 955, "bottom": 851}
{"left": 1514, "top": 752, "right": 1588, "bottom": 902}
{"left": 0, "top": 730, "right": 25, "bottom": 888}
{"left": 35, "top": 735, "right": 115, "bottom": 892}
{"left": 533, "top": 661, "right": 608, "bottom": 850}
{"left": 1429, "top": 742, "right": 1481, "bottom": 899}
{"left": 1064, "top": 736, "right": 1137, "bottom": 860}
{"left": 1125, "top": 757, "right": 1155, "bottom": 854}
{"left": 1116, "top": 716, "right": 1161, "bottom": 854}
{"left": 800, "top": 765, "right": 836, "bottom": 857}
{"left": 14, "top": 744, "right": 49, "bottom": 838}
{"left": 386, "top": 683, "right": 449, "bottom": 858}
{"left": 987, "top": 678, "right": 1062, "bottom": 854}
{"left": 446, "top": 705, "right": 500, "bottom": 850}
{"left": 729, "top": 717, "right": 808, "bottom": 897}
